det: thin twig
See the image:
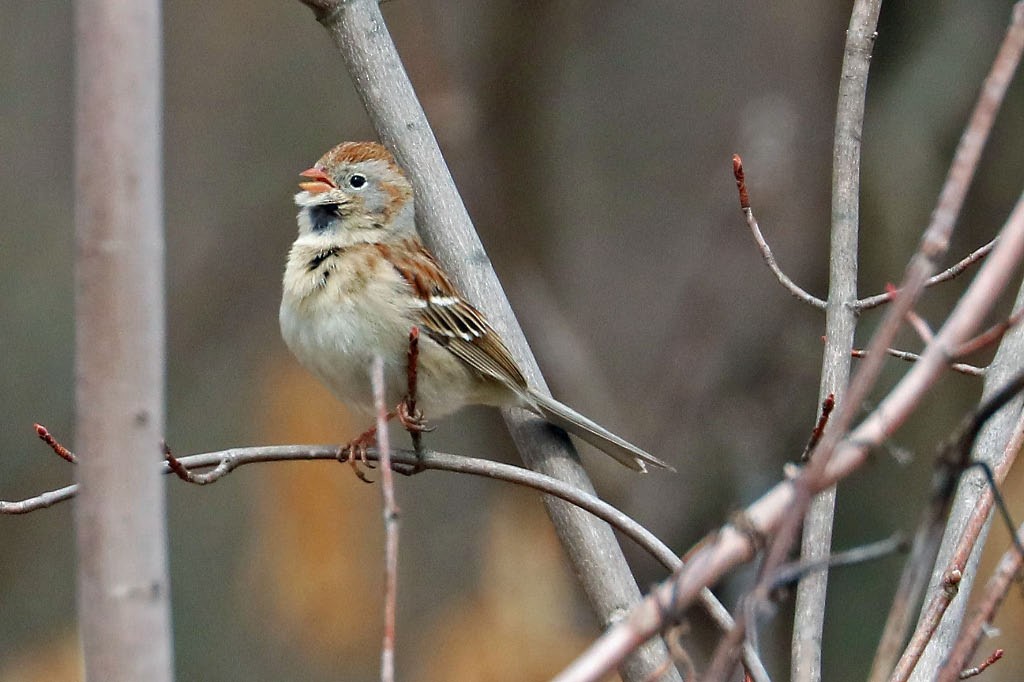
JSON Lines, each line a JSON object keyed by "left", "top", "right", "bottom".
{"left": 851, "top": 348, "right": 985, "bottom": 377}
{"left": 772, "top": 533, "right": 907, "bottom": 590}
{"left": 33, "top": 424, "right": 77, "bottom": 464}
{"left": 887, "top": 568, "right": 964, "bottom": 682}
{"left": 550, "top": 184, "right": 1024, "bottom": 682}
{"left": 856, "top": 238, "right": 998, "bottom": 311}
{"left": 954, "top": 305, "right": 1024, "bottom": 358}
{"left": 906, "top": 308, "right": 936, "bottom": 345}
{"left": 732, "top": 155, "right": 826, "bottom": 309}
{"left": 801, "top": 394, "right": 835, "bottom": 462}
{"left": 880, "top": 372, "right": 1024, "bottom": 682}
{"left": 373, "top": 356, "right": 399, "bottom": 682}
{"left": 956, "top": 649, "right": 1003, "bottom": 680}
{"left": 2, "top": 438, "right": 769, "bottom": 679}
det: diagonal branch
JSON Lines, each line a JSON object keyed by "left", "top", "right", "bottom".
{"left": 292, "top": 2, "right": 679, "bottom": 680}
{"left": 856, "top": 238, "right": 998, "bottom": 311}
{"left": 551, "top": 183, "right": 1024, "bottom": 682}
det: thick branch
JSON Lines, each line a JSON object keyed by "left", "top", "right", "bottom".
{"left": 73, "top": 1, "right": 173, "bottom": 680}
{"left": 793, "top": 4, "right": 880, "bottom": 681}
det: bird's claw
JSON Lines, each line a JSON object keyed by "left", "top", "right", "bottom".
{"left": 397, "top": 401, "right": 432, "bottom": 433}
{"left": 338, "top": 427, "right": 378, "bottom": 484}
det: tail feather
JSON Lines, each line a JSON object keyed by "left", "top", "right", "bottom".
{"left": 526, "top": 388, "right": 674, "bottom": 473}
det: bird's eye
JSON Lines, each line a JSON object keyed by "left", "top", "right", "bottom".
{"left": 348, "top": 173, "right": 367, "bottom": 189}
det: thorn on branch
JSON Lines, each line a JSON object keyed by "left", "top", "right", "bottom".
{"left": 34, "top": 424, "right": 76, "bottom": 464}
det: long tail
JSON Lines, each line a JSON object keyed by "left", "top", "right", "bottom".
{"left": 526, "top": 388, "right": 674, "bottom": 473}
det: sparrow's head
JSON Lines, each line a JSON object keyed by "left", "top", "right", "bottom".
{"left": 294, "top": 141, "right": 415, "bottom": 240}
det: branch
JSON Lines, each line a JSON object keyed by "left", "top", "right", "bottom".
{"left": 792, "top": 3, "right": 881, "bottom": 680}
{"left": 551, "top": 182, "right": 1024, "bottom": 682}
{"left": 888, "top": 384, "right": 1024, "bottom": 681}
{"left": 74, "top": 1, "right": 173, "bottom": 679}
{"left": 293, "top": 2, "right": 679, "bottom": 679}
{"left": 5, "top": 436, "right": 770, "bottom": 679}
{"left": 856, "top": 238, "right": 998, "bottom": 311}
{"left": 372, "top": 356, "right": 399, "bottom": 682}
{"left": 873, "top": 374, "right": 1024, "bottom": 682}
{"left": 732, "top": 155, "right": 826, "bottom": 309}
{"left": 851, "top": 348, "right": 985, "bottom": 377}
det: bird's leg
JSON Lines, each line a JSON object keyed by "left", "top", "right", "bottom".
{"left": 397, "top": 326, "right": 430, "bottom": 475}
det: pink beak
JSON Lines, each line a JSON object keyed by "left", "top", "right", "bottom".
{"left": 298, "top": 167, "right": 336, "bottom": 195}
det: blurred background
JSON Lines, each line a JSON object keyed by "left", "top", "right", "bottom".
{"left": 2, "top": 1, "right": 1023, "bottom": 680}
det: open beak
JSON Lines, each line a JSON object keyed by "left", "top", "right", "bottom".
{"left": 298, "top": 167, "right": 336, "bottom": 195}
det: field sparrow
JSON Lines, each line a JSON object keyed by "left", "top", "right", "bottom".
{"left": 279, "top": 141, "right": 671, "bottom": 472}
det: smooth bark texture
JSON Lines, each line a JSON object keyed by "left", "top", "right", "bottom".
{"left": 793, "top": 2, "right": 881, "bottom": 680}
{"left": 296, "top": 2, "right": 680, "bottom": 680}
{"left": 74, "top": 1, "right": 174, "bottom": 680}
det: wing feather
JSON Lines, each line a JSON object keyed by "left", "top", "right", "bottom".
{"left": 380, "top": 239, "right": 528, "bottom": 391}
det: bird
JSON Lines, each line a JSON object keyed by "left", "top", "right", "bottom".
{"left": 279, "top": 141, "right": 672, "bottom": 473}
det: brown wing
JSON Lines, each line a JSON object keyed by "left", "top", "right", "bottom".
{"left": 377, "top": 239, "right": 529, "bottom": 391}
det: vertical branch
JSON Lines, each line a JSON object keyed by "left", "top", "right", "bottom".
{"left": 73, "top": 1, "right": 174, "bottom": 680}
{"left": 373, "top": 355, "right": 399, "bottom": 682}
{"left": 296, "top": 2, "right": 679, "bottom": 680}
{"left": 792, "top": 2, "right": 881, "bottom": 680}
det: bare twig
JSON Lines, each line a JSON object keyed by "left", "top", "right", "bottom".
{"left": 888, "top": 568, "right": 964, "bottom": 682}
{"left": 33, "top": 424, "right": 77, "bottom": 464}
{"left": 851, "top": 348, "right": 985, "bottom": 377}
{"left": 2, "top": 438, "right": 770, "bottom": 679}
{"left": 550, "top": 183, "right": 1024, "bottom": 682}
{"left": 373, "top": 356, "right": 399, "bottom": 682}
{"left": 405, "top": 326, "right": 423, "bottom": 459}
{"left": 705, "top": 534, "right": 905, "bottom": 682}
{"left": 906, "top": 308, "right": 936, "bottom": 345}
{"left": 908, "top": 10, "right": 1024, "bottom": 657}
{"left": 801, "top": 395, "right": 836, "bottom": 462}
{"left": 773, "top": 533, "right": 907, "bottom": 590}
{"left": 732, "top": 155, "right": 826, "bottom": 309}
{"left": 856, "top": 239, "right": 998, "bottom": 311}
{"left": 953, "top": 305, "right": 1024, "bottom": 358}
{"left": 873, "top": 372, "right": 1024, "bottom": 682}
{"left": 956, "top": 649, "right": 1004, "bottom": 680}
